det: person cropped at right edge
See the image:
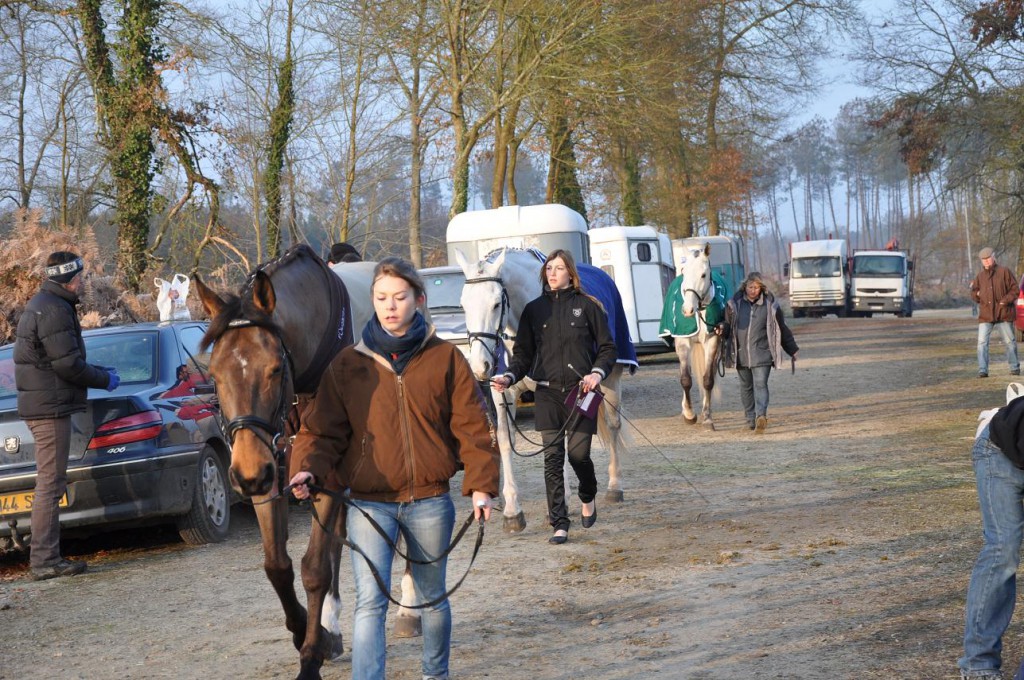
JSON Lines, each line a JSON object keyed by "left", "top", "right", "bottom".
{"left": 721, "top": 272, "right": 798, "bottom": 433}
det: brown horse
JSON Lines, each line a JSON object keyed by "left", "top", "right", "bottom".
{"left": 194, "top": 244, "right": 375, "bottom": 680}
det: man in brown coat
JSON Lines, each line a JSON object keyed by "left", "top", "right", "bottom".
{"left": 971, "top": 246, "right": 1020, "bottom": 378}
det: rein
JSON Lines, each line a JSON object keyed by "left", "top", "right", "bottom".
{"left": 303, "top": 483, "right": 485, "bottom": 609}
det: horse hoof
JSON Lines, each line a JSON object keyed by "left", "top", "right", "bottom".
{"left": 682, "top": 415, "right": 697, "bottom": 424}
{"left": 393, "top": 615, "right": 422, "bottom": 638}
{"left": 503, "top": 512, "right": 527, "bottom": 534}
{"left": 294, "top": 664, "right": 323, "bottom": 680}
{"left": 322, "top": 630, "right": 344, "bottom": 661}
{"left": 702, "top": 421, "right": 716, "bottom": 431}
{"left": 604, "top": 489, "right": 624, "bottom": 503}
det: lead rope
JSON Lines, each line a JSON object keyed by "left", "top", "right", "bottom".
{"left": 303, "top": 484, "right": 485, "bottom": 609}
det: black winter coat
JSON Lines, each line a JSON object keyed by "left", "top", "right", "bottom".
{"left": 505, "top": 287, "right": 617, "bottom": 392}
{"left": 14, "top": 280, "right": 110, "bottom": 419}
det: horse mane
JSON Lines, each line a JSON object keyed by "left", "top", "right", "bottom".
{"left": 199, "top": 245, "right": 319, "bottom": 351}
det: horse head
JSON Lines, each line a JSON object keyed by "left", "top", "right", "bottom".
{"left": 194, "top": 272, "right": 293, "bottom": 498}
{"left": 455, "top": 247, "right": 509, "bottom": 380}
{"left": 679, "top": 243, "right": 712, "bottom": 318}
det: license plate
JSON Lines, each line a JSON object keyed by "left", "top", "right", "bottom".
{"left": 0, "top": 491, "right": 68, "bottom": 516}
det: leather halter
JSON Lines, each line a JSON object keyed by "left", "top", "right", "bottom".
{"left": 463, "top": 275, "right": 514, "bottom": 377}
{"left": 216, "top": 318, "right": 295, "bottom": 459}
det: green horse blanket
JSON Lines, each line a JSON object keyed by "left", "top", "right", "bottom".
{"left": 659, "top": 271, "right": 728, "bottom": 338}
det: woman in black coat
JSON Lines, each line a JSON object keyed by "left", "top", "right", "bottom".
{"left": 493, "top": 249, "right": 617, "bottom": 544}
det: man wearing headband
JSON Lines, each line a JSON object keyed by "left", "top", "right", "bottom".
{"left": 13, "top": 251, "right": 119, "bottom": 581}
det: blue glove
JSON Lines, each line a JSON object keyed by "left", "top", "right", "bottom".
{"left": 105, "top": 369, "right": 120, "bottom": 391}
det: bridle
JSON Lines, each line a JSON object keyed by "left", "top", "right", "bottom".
{"left": 214, "top": 318, "right": 296, "bottom": 496}
{"left": 462, "top": 275, "right": 514, "bottom": 376}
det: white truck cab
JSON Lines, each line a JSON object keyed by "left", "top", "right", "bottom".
{"left": 786, "top": 239, "right": 850, "bottom": 318}
{"left": 849, "top": 249, "right": 915, "bottom": 317}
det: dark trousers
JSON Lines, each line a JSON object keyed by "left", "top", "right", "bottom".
{"left": 541, "top": 429, "right": 597, "bottom": 532}
{"left": 27, "top": 417, "right": 72, "bottom": 569}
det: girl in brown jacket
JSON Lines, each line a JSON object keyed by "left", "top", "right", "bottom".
{"left": 289, "top": 257, "right": 499, "bottom": 680}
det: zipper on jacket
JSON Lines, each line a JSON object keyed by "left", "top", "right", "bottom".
{"left": 395, "top": 375, "right": 416, "bottom": 501}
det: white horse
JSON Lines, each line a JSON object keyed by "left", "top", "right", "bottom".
{"left": 659, "top": 243, "right": 726, "bottom": 430}
{"left": 455, "top": 247, "right": 633, "bottom": 533}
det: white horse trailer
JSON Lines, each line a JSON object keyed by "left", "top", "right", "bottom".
{"left": 672, "top": 235, "right": 746, "bottom": 299}
{"left": 446, "top": 203, "right": 590, "bottom": 266}
{"left": 589, "top": 226, "right": 675, "bottom": 353}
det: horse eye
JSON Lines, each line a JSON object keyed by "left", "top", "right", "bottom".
{"left": 492, "top": 302, "right": 500, "bottom": 311}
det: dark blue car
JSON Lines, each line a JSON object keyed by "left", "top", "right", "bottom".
{"left": 0, "top": 321, "right": 233, "bottom": 548}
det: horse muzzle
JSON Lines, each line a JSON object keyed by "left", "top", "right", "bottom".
{"left": 229, "top": 461, "right": 276, "bottom": 497}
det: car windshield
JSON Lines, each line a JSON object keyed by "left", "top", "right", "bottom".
{"left": 792, "top": 256, "right": 842, "bottom": 278}
{"left": 853, "top": 255, "right": 904, "bottom": 276}
{"left": 424, "top": 272, "right": 465, "bottom": 311}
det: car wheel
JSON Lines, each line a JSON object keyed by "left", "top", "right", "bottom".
{"left": 177, "top": 446, "right": 230, "bottom": 545}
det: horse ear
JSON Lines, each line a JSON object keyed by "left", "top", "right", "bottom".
{"left": 454, "top": 248, "right": 471, "bottom": 276}
{"left": 493, "top": 247, "right": 507, "bottom": 270}
{"left": 251, "top": 270, "right": 277, "bottom": 314}
{"left": 192, "top": 275, "right": 226, "bottom": 318}
{"left": 703, "top": 242, "right": 711, "bottom": 257}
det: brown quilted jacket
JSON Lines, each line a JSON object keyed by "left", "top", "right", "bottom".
{"left": 971, "top": 264, "right": 1018, "bottom": 324}
{"left": 290, "top": 331, "right": 499, "bottom": 502}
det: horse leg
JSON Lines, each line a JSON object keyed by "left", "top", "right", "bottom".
{"left": 676, "top": 339, "right": 697, "bottom": 424}
{"left": 600, "top": 369, "right": 625, "bottom": 503}
{"left": 700, "top": 343, "right": 716, "bottom": 431}
{"left": 494, "top": 386, "right": 526, "bottom": 533}
{"left": 393, "top": 555, "right": 423, "bottom": 638}
{"left": 297, "top": 494, "right": 346, "bottom": 680}
{"left": 252, "top": 497, "right": 310, "bottom": 658}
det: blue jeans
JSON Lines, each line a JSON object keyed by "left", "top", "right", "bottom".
{"left": 347, "top": 495, "right": 455, "bottom": 680}
{"left": 960, "top": 430, "right": 1024, "bottom": 676}
{"left": 978, "top": 322, "right": 1019, "bottom": 374}
{"left": 736, "top": 365, "right": 772, "bottom": 425}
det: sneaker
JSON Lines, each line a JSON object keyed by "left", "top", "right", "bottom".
{"left": 960, "top": 671, "right": 1003, "bottom": 680}
{"left": 1013, "top": 369, "right": 1021, "bottom": 376}
{"left": 31, "top": 558, "right": 87, "bottom": 581}
{"left": 979, "top": 372, "right": 989, "bottom": 378}
{"left": 755, "top": 416, "right": 767, "bottom": 433}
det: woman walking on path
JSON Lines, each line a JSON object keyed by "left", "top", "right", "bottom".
{"left": 289, "top": 257, "right": 500, "bottom": 680}
{"left": 722, "top": 272, "right": 799, "bottom": 433}
{"left": 491, "top": 249, "right": 617, "bottom": 545}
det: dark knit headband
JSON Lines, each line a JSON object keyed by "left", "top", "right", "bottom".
{"left": 46, "top": 258, "right": 83, "bottom": 281}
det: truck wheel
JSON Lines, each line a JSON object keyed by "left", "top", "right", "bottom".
{"left": 177, "top": 446, "right": 231, "bottom": 545}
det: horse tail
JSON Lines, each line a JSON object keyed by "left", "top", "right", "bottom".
{"left": 691, "top": 336, "right": 708, "bottom": 386}
{"left": 595, "top": 367, "right": 632, "bottom": 455}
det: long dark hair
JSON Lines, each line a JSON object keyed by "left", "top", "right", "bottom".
{"left": 540, "top": 249, "right": 603, "bottom": 311}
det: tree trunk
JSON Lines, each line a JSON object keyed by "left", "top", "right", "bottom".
{"left": 263, "top": 0, "right": 295, "bottom": 259}
{"left": 545, "top": 103, "right": 587, "bottom": 222}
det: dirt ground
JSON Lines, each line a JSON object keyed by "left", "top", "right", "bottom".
{"left": 0, "top": 308, "right": 1014, "bottom": 679}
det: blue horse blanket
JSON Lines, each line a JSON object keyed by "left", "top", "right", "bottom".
{"left": 579, "top": 263, "right": 639, "bottom": 373}
{"left": 659, "top": 270, "right": 729, "bottom": 339}
{"left": 490, "top": 248, "right": 639, "bottom": 374}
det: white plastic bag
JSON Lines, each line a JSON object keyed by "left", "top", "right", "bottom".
{"left": 154, "top": 274, "right": 191, "bottom": 321}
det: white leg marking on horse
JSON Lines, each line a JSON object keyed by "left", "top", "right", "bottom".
{"left": 321, "top": 593, "right": 342, "bottom": 635}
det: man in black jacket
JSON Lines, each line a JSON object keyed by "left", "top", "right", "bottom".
{"left": 14, "top": 252, "right": 117, "bottom": 581}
